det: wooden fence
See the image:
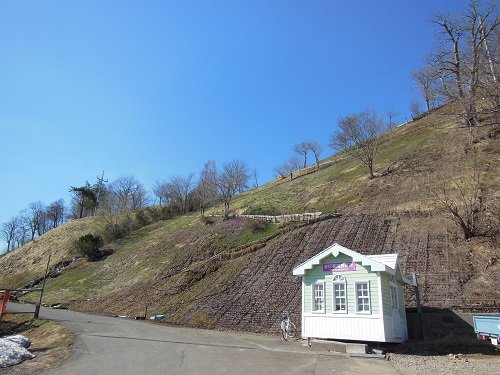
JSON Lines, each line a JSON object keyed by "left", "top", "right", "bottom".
{"left": 238, "top": 212, "right": 322, "bottom": 223}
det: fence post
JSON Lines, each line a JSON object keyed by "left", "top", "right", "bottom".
{"left": 35, "top": 253, "right": 52, "bottom": 319}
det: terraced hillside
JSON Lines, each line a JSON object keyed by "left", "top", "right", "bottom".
{"left": 63, "top": 212, "right": 498, "bottom": 334}
{"left": 199, "top": 213, "right": 498, "bottom": 332}
{"left": 1, "top": 104, "right": 499, "bottom": 334}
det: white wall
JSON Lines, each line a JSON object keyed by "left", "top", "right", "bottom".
{"left": 303, "top": 314, "right": 386, "bottom": 341}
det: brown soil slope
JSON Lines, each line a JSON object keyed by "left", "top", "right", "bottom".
{"left": 200, "top": 214, "right": 498, "bottom": 333}
{"left": 68, "top": 212, "right": 498, "bottom": 334}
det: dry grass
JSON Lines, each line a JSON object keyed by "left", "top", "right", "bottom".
{"left": 0, "top": 217, "right": 104, "bottom": 288}
{"left": 0, "top": 314, "right": 74, "bottom": 374}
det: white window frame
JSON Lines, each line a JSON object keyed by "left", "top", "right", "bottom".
{"left": 390, "top": 283, "right": 398, "bottom": 310}
{"left": 355, "top": 281, "right": 371, "bottom": 314}
{"left": 312, "top": 282, "right": 325, "bottom": 313}
{"left": 332, "top": 275, "right": 347, "bottom": 313}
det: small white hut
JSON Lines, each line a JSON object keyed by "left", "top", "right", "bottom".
{"left": 293, "top": 243, "right": 412, "bottom": 342}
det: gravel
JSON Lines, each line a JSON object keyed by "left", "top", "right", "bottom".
{"left": 387, "top": 352, "right": 500, "bottom": 375}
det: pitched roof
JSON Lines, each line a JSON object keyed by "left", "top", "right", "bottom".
{"left": 367, "top": 254, "right": 398, "bottom": 270}
{"left": 293, "top": 243, "right": 413, "bottom": 284}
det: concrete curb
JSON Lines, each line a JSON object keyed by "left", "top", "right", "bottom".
{"left": 348, "top": 353, "right": 387, "bottom": 360}
{"left": 307, "top": 339, "right": 368, "bottom": 354}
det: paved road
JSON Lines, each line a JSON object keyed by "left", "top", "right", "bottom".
{"left": 9, "top": 303, "right": 398, "bottom": 375}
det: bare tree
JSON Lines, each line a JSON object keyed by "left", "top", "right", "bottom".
{"left": 409, "top": 99, "right": 423, "bottom": 119}
{"left": 22, "top": 201, "right": 45, "bottom": 240}
{"left": 287, "top": 156, "right": 302, "bottom": 180}
{"left": 274, "top": 156, "right": 302, "bottom": 181}
{"left": 386, "top": 110, "right": 399, "bottom": 130}
{"left": 14, "top": 221, "right": 29, "bottom": 249}
{"left": 216, "top": 159, "right": 249, "bottom": 219}
{"left": 463, "top": 2, "right": 499, "bottom": 123}
{"left": 110, "top": 176, "right": 148, "bottom": 212}
{"left": 412, "top": 67, "right": 440, "bottom": 111}
{"left": 434, "top": 164, "right": 483, "bottom": 239}
{"left": 430, "top": 1, "right": 499, "bottom": 128}
{"left": 1, "top": 217, "right": 19, "bottom": 252}
{"left": 432, "top": 12, "right": 466, "bottom": 100}
{"left": 195, "top": 160, "right": 218, "bottom": 217}
{"left": 293, "top": 142, "right": 309, "bottom": 169}
{"left": 306, "top": 141, "right": 323, "bottom": 171}
{"left": 273, "top": 164, "right": 288, "bottom": 179}
{"left": 329, "top": 111, "right": 384, "bottom": 179}
{"left": 111, "top": 178, "right": 131, "bottom": 211}
{"left": 251, "top": 168, "right": 259, "bottom": 188}
{"left": 165, "top": 173, "right": 194, "bottom": 214}
{"left": 46, "top": 199, "right": 65, "bottom": 229}
{"left": 37, "top": 209, "right": 49, "bottom": 236}
{"left": 91, "top": 185, "right": 112, "bottom": 213}
{"left": 479, "top": 23, "right": 499, "bottom": 108}
{"left": 152, "top": 181, "right": 170, "bottom": 206}
{"left": 152, "top": 182, "right": 162, "bottom": 206}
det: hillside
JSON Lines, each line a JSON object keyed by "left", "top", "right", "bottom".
{"left": 1, "top": 104, "right": 499, "bottom": 334}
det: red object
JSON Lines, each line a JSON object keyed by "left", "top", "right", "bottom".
{"left": 0, "top": 291, "right": 11, "bottom": 315}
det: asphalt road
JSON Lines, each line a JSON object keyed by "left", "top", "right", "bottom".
{"left": 8, "top": 303, "right": 399, "bottom": 375}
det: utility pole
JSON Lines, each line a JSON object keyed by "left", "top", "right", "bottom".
{"left": 95, "top": 171, "right": 108, "bottom": 215}
{"left": 412, "top": 272, "right": 423, "bottom": 339}
{"left": 34, "top": 252, "right": 52, "bottom": 319}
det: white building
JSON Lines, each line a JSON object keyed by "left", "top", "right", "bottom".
{"left": 293, "top": 243, "right": 412, "bottom": 342}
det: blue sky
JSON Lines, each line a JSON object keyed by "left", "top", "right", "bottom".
{"left": 0, "top": 0, "right": 469, "bottom": 251}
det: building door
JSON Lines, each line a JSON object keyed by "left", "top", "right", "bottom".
{"left": 390, "top": 284, "right": 401, "bottom": 339}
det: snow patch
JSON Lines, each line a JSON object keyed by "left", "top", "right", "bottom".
{"left": 0, "top": 335, "right": 35, "bottom": 368}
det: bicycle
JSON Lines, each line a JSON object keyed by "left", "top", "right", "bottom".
{"left": 280, "top": 310, "right": 296, "bottom": 341}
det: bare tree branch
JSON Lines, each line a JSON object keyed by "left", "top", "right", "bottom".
{"left": 215, "top": 160, "right": 249, "bottom": 219}
{"left": 329, "top": 110, "right": 384, "bottom": 179}
{"left": 306, "top": 141, "right": 323, "bottom": 171}
{"left": 165, "top": 173, "right": 194, "bottom": 214}
{"left": 195, "top": 160, "right": 218, "bottom": 217}
{"left": 293, "top": 142, "right": 309, "bottom": 169}
{"left": 1, "top": 217, "right": 19, "bottom": 252}
{"left": 433, "top": 162, "right": 484, "bottom": 239}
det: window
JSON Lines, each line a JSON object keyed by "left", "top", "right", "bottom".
{"left": 355, "top": 282, "right": 371, "bottom": 313}
{"left": 312, "top": 282, "right": 325, "bottom": 313}
{"left": 332, "top": 275, "right": 347, "bottom": 312}
{"left": 390, "top": 285, "right": 398, "bottom": 310}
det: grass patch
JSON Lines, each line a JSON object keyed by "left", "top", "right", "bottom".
{"left": 228, "top": 222, "right": 280, "bottom": 249}
{"left": 21, "top": 214, "right": 272, "bottom": 307}
{"left": 1, "top": 313, "right": 73, "bottom": 349}
{"left": 0, "top": 313, "right": 74, "bottom": 373}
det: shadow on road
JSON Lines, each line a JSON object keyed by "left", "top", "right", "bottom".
{"left": 81, "top": 333, "right": 258, "bottom": 350}
{"left": 50, "top": 319, "right": 116, "bottom": 326}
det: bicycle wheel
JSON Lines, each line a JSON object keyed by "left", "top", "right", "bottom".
{"left": 281, "top": 321, "right": 288, "bottom": 341}
{"left": 287, "top": 322, "right": 297, "bottom": 338}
